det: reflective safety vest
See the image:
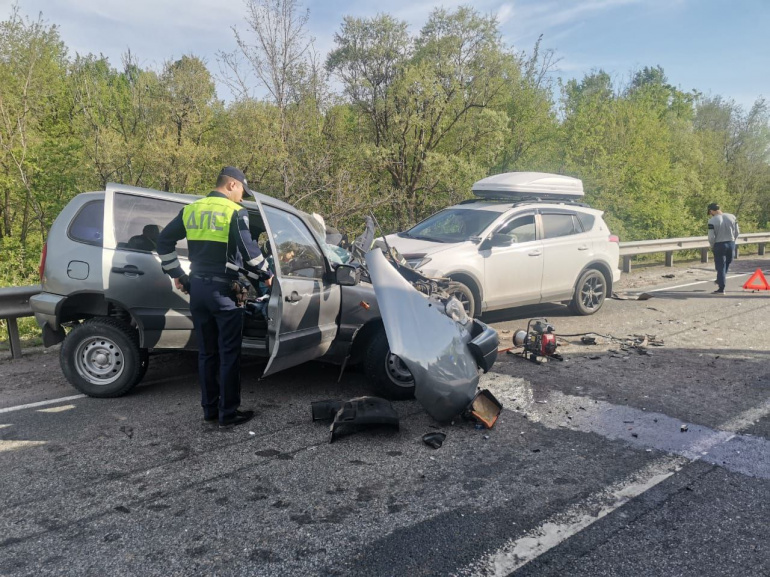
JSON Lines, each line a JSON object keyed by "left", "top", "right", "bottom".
{"left": 182, "top": 196, "right": 242, "bottom": 243}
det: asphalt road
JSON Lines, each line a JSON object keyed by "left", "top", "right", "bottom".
{"left": 1, "top": 257, "right": 769, "bottom": 576}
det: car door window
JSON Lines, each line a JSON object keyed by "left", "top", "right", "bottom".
{"left": 263, "top": 206, "right": 325, "bottom": 279}
{"left": 498, "top": 214, "right": 536, "bottom": 243}
{"left": 542, "top": 213, "right": 579, "bottom": 239}
{"left": 114, "top": 193, "right": 189, "bottom": 256}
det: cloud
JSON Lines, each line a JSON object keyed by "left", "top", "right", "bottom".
{"left": 496, "top": 3, "right": 514, "bottom": 26}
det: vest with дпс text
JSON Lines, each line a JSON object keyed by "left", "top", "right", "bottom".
{"left": 182, "top": 196, "right": 242, "bottom": 243}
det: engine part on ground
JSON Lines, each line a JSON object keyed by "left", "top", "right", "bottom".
{"left": 512, "top": 318, "right": 563, "bottom": 363}
{"left": 465, "top": 389, "right": 504, "bottom": 429}
{"left": 422, "top": 432, "right": 447, "bottom": 449}
{"left": 312, "top": 396, "right": 400, "bottom": 443}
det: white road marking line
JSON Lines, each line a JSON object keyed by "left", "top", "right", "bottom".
{"left": 0, "top": 424, "right": 11, "bottom": 429}
{"left": 462, "top": 375, "right": 770, "bottom": 576}
{"left": 37, "top": 404, "right": 76, "bottom": 413}
{"left": 648, "top": 273, "right": 747, "bottom": 293}
{"left": 0, "top": 395, "right": 86, "bottom": 414}
{"left": 465, "top": 456, "right": 688, "bottom": 577}
{"left": 0, "top": 440, "right": 47, "bottom": 453}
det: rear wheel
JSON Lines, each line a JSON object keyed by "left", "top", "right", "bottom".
{"left": 569, "top": 269, "right": 607, "bottom": 315}
{"left": 364, "top": 330, "right": 415, "bottom": 400}
{"left": 60, "top": 318, "right": 144, "bottom": 397}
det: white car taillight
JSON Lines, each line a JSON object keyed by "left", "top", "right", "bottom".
{"left": 608, "top": 235, "right": 619, "bottom": 243}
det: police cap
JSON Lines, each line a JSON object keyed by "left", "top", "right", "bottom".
{"left": 219, "top": 166, "right": 255, "bottom": 199}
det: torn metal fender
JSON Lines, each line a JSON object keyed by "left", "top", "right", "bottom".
{"left": 365, "top": 249, "right": 491, "bottom": 421}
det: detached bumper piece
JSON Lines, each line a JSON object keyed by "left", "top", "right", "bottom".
{"left": 312, "top": 396, "right": 400, "bottom": 443}
{"left": 467, "top": 320, "right": 499, "bottom": 373}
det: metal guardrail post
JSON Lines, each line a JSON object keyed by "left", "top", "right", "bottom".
{"left": 623, "top": 255, "right": 633, "bottom": 273}
{"left": 760, "top": 243, "right": 766, "bottom": 256}
{"left": 700, "top": 248, "right": 709, "bottom": 263}
{"left": 7, "top": 318, "right": 22, "bottom": 359}
{"left": 0, "top": 285, "right": 42, "bottom": 359}
{"left": 665, "top": 251, "right": 674, "bottom": 267}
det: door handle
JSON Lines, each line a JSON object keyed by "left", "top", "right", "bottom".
{"left": 285, "top": 290, "right": 302, "bottom": 303}
{"left": 528, "top": 251, "right": 542, "bottom": 257}
{"left": 111, "top": 266, "right": 145, "bottom": 276}
{"left": 577, "top": 245, "right": 589, "bottom": 251}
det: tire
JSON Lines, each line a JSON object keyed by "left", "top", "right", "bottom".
{"left": 60, "top": 318, "right": 144, "bottom": 398}
{"left": 446, "top": 281, "right": 476, "bottom": 317}
{"left": 364, "top": 330, "right": 415, "bottom": 400}
{"left": 569, "top": 269, "right": 608, "bottom": 316}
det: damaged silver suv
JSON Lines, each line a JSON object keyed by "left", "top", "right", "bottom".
{"left": 31, "top": 184, "right": 498, "bottom": 405}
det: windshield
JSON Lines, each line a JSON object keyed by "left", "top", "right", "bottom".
{"left": 301, "top": 210, "right": 352, "bottom": 264}
{"left": 403, "top": 208, "right": 501, "bottom": 243}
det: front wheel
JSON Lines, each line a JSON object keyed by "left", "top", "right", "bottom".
{"left": 569, "top": 269, "right": 608, "bottom": 315}
{"left": 60, "top": 318, "right": 144, "bottom": 397}
{"left": 364, "top": 330, "right": 415, "bottom": 400}
{"left": 446, "top": 281, "right": 476, "bottom": 317}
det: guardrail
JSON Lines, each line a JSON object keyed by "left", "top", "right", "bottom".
{"left": 619, "top": 233, "right": 770, "bottom": 273}
{"left": 0, "top": 285, "right": 41, "bottom": 360}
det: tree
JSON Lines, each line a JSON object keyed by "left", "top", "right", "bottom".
{"left": 328, "top": 7, "right": 511, "bottom": 228}
{"left": 0, "top": 7, "right": 69, "bottom": 242}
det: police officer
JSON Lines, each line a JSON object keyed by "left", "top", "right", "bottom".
{"left": 157, "top": 167, "right": 273, "bottom": 428}
{"left": 707, "top": 202, "right": 740, "bottom": 294}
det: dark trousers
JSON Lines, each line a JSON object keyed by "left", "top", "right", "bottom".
{"left": 189, "top": 276, "right": 244, "bottom": 422}
{"left": 713, "top": 241, "right": 735, "bottom": 291}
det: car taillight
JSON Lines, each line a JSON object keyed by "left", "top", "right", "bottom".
{"left": 39, "top": 242, "right": 47, "bottom": 282}
{"left": 608, "top": 235, "right": 619, "bottom": 243}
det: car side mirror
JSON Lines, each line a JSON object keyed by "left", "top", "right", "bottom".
{"left": 486, "top": 233, "right": 513, "bottom": 248}
{"left": 335, "top": 264, "right": 360, "bottom": 286}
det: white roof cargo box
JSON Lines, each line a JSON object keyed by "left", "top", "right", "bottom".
{"left": 472, "top": 172, "right": 584, "bottom": 200}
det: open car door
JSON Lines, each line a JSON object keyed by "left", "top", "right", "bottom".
{"left": 258, "top": 203, "right": 341, "bottom": 377}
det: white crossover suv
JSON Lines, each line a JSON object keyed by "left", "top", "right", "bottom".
{"left": 385, "top": 172, "right": 621, "bottom": 316}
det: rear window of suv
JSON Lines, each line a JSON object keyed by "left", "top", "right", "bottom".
{"left": 68, "top": 200, "right": 104, "bottom": 246}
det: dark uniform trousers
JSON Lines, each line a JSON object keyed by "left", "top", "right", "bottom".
{"left": 713, "top": 241, "right": 735, "bottom": 291}
{"left": 189, "top": 275, "right": 244, "bottom": 420}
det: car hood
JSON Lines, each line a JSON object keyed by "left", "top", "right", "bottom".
{"left": 384, "top": 234, "right": 460, "bottom": 257}
{"left": 365, "top": 249, "right": 481, "bottom": 421}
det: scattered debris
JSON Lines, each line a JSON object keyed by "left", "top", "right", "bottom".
{"left": 311, "top": 397, "right": 400, "bottom": 443}
{"left": 580, "top": 336, "right": 598, "bottom": 345}
{"left": 612, "top": 292, "right": 654, "bottom": 301}
{"left": 680, "top": 424, "right": 689, "bottom": 433}
{"left": 662, "top": 274, "right": 675, "bottom": 279}
{"left": 465, "top": 389, "right": 504, "bottom": 429}
{"left": 483, "top": 435, "right": 490, "bottom": 440}
{"left": 531, "top": 448, "right": 541, "bottom": 453}
{"left": 422, "top": 432, "right": 446, "bottom": 449}
{"left": 631, "top": 433, "right": 639, "bottom": 438}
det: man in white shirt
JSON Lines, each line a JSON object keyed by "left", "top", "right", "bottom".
{"left": 707, "top": 203, "right": 740, "bottom": 294}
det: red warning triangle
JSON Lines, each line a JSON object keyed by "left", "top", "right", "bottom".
{"left": 743, "top": 268, "right": 770, "bottom": 291}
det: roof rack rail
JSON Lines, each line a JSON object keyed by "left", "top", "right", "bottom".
{"left": 458, "top": 197, "right": 591, "bottom": 208}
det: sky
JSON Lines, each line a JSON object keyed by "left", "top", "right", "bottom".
{"left": 5, "top": 0, "right": 769, "bottom": 109}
